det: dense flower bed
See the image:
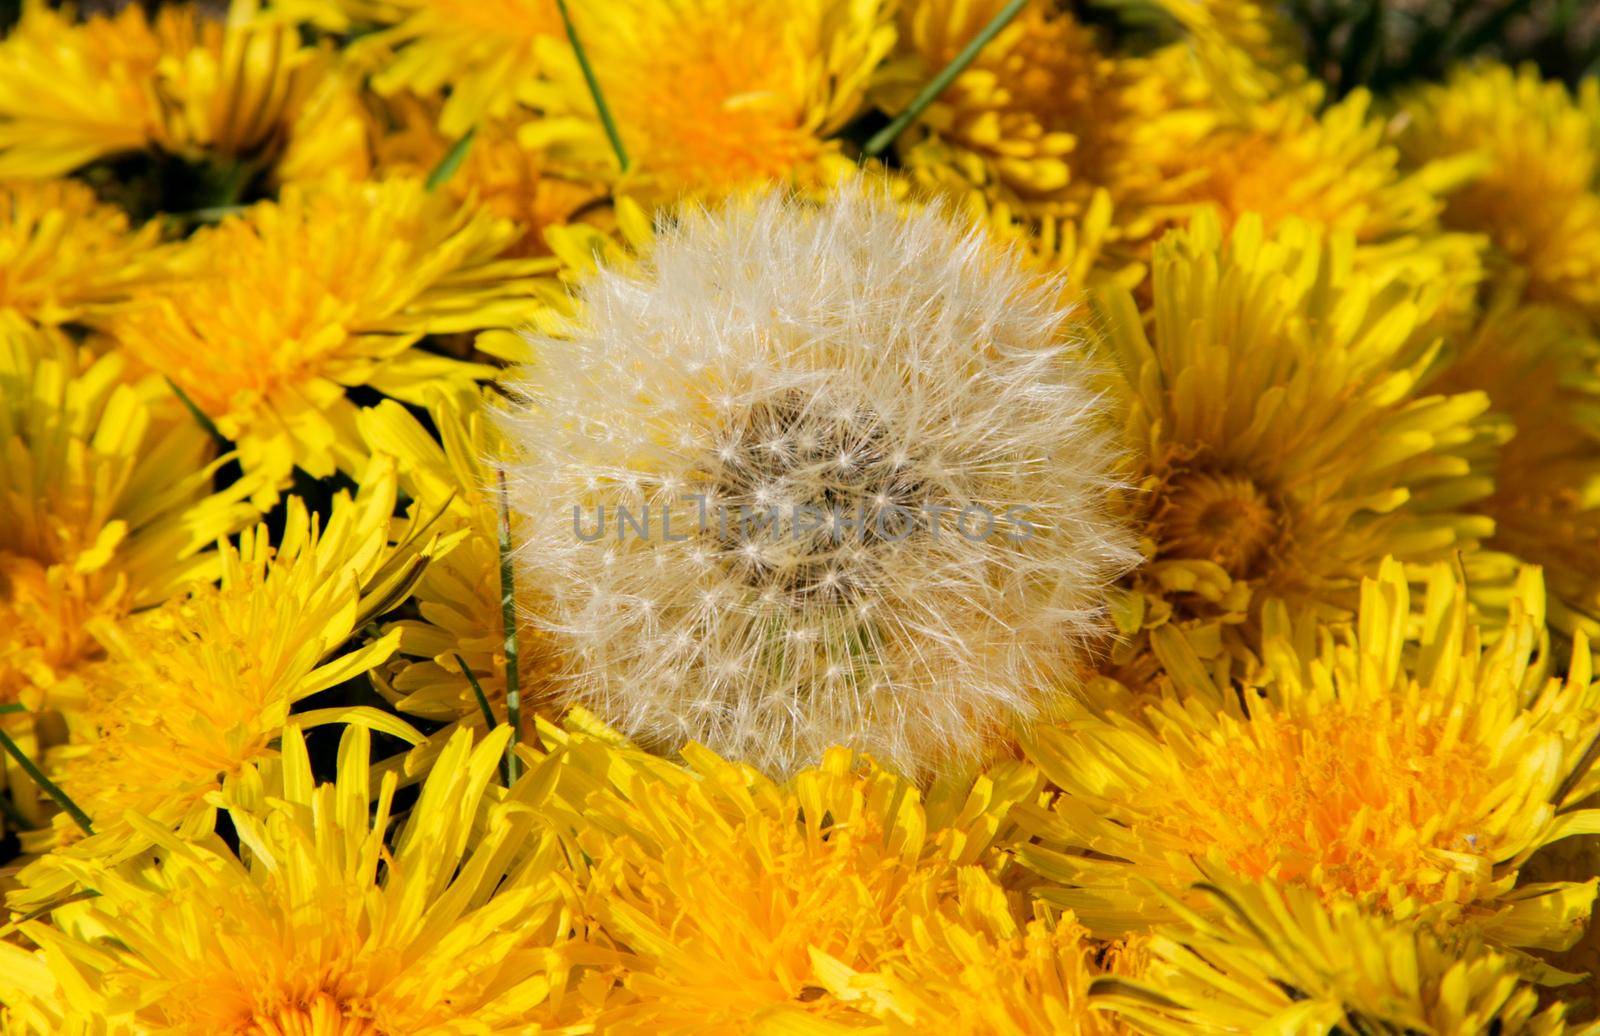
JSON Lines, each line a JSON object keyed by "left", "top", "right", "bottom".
{"left": 3, "top": 1, "right": 1600, "bottom": 1031}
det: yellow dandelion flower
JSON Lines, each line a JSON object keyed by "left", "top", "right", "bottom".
{"left": 1430, "top": 296, "right": 1600, "bottom": 998}
{"left": 0, "top": 320, "right": 255, "bottom": 827}
{"left": 0, "top": 0, "right": 339, "bottom": 183}
{"left": 1431, "top": 292, "right": 1600, "bottom": 637}
{"left": 973, "top": 188, "right": 1150, "bottom": 299}
{"left": 1098, "top": 877, "right": 1576, "bottom": 1035}
{"left": 1099, "top": 211, "right": 1500, "bottom": 651}
{"left": 808, "top": 869, "right": 1138, "bottom": 1034}
{"left": 0, "top": 179, "right": 166, "bottom": 327}
{"left": 0, "top": 2, "right": 152, "bottom": 178}
{"left": 880, "top": 0, "right": 1211, "bottom": 224}
{"left": 1113, "top": 0, "right": 1312, "bottom": 125}
{"left": 289, "top": 0, "right": 564, "bottom": 138}
{"left": 111, "top": 177, "right": 552, "bottom": 498}
{"left": 1, "top": 724, "right": 611, "bottom": 1032}
{"left": 1168, "top": 88, "right": 1475, "bottom": 257}
{"left": 356, "top": 389, "right": 561, "bottom": 760}
{"left": 373, "top": 96, "right": 604, "bottom": 256}
{"left": 527, "top": 0, "right": 894, "bottom": 199}
{"left": 0, "top": 938, "right": 63, "bottom": 1035}
{"left": 1149, "top": 0, "right": 1307, "bottom": 101}
{"left": 1398, "top": 63, "right": 1600, "bottom": 322}
{"left": 538, "top": 725, "right": 1043, "bottom": 1030}
{"left": 9, "top": 457, "right": 431, "bottom": 888}
{"left": 272, "top": 66, "right": 379, "bottom": 187}
{"left": 1017, "top": 557, "right": 1600, "bottom": 954}
{"left": 524, "top": 192, "right": 658, "bottom": 318}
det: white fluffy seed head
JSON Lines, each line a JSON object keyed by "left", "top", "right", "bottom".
{"left": 496, "top": 185, "right": 1138, "bottom": 779}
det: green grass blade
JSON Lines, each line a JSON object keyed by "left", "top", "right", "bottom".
{"left": 454, "top": 653, "right": 514, "bottom": 785}
{"left": 427, "top": 128, "right": 477, "bottom": 191}
{"left": 497, "top": 472, "right": 522, "bottom": 781}
{"left": 0, "top": 726, "right": 93, "bottom": 835}
{"left": 555, "top": 0, "right": 630, "bottom": 172}
{"left": 864, "top": 0, "right": 1027, "bottom": 157}
{"left": 164, "top": 376, "right": 230, "bottom": 451}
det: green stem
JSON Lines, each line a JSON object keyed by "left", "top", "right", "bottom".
{"left": 164, "top": 377, "right": 230, "bottom": 451}
{"left": 454, "top": 653, "right": 514, "bottom": 785}
{"left": 166, "top": 205, "right": 249, "bottom": 225}
{"left": 426, "top": 128, "right": 477, "bottom": 191}
{"left": 8, "top": 889, "right": 102, "bottom": 928}
{"left": 209, "top": 155, "right": 263, "bottom": 209}
{"left": 864, "top": 0, "right": 1028, "bottom": 157}
{"left": 497, "top": 472, "right": 522, "bottom": 781}
{"left": 0, "top": 727, "right": 93, "bottom": 836}
{"left": 555, "top": 0, "right": 630, "bottom": 173}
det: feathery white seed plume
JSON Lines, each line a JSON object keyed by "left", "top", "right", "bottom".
{"left": 496, "top": 185, "right": 1137, "bottom": 778}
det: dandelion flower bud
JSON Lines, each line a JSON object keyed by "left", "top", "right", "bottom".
{"left": 497, "top": 186, "right": 1137, "bottom": 778}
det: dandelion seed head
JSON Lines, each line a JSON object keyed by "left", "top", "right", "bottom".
{"left": 498, "top": 186, "right": 1137, "bottom": 778}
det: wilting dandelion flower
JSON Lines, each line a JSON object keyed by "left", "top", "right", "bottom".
{"left": 0, "top": 724, "right": 611, "bottom": 1033}
{"left": 497, "top": 186, "right": 1138, "bottom": 778}
{"left": 530, "top": 0, "right": 893, "bottom": 198}
{"left": 1099, "top": 211, "right": 1500, "bottom": 655}
{"left": 1017, "top": 558, "right": 1600, "bottom": 953}
{"left": 10, "top": 458, "right": 431, "bottom": 885}
{"left": 111, "top": 178, "right": 551, "bottom": 498}
{"left": 1397, "top": 64, "right": 1600, "bottom": 322}
{"left": 0, "top": 180, "right": 166, "bottom": 327}
{"left": 537, "top": 727, "right": 1042, "bottom": 1029}
{"left": 1097, "top": 877, "right": 1577, "bottom": 1035}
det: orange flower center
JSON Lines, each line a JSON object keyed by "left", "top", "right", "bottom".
{"left": 587, "top": 4, "right": 826, "bottom": 193}
{"left": 1154, "top": 470, "right": 1282, "bottom": 579}
{"left": 0, "top": 553, "right": 121, "bottom": 707}
{"left": 246, "top": 994, "right": 379, "bottom": 1036}
{"left": 1158, "top": 699, "right": 1496, "bottom": 907}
